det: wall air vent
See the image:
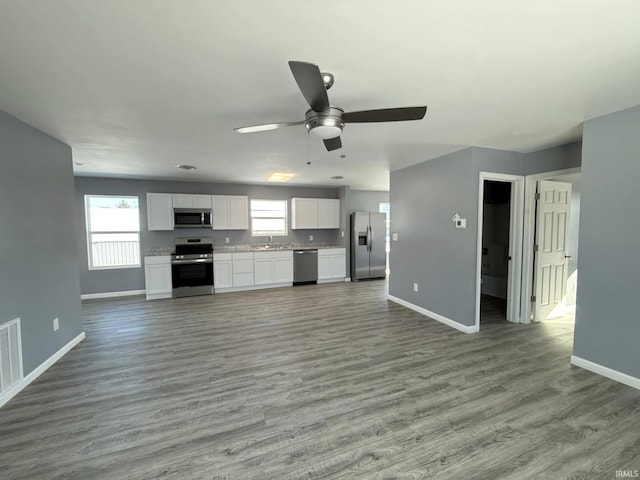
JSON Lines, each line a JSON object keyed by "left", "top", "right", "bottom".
{"left": 0, "top": 318, "right": 23, "bottom": 396}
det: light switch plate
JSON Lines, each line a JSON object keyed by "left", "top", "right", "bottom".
{"left": 392, "top": 233, "right": 398, "bottom": 241}
{"left": 455, "top": 219, "right": 467, "bottom": 229}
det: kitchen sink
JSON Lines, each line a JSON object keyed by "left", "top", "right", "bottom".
{"left": 253, "top": 245, "right": 282, "bottom": 251}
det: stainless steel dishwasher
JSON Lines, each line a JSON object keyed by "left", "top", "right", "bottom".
{"left": 293, "top": 249, "right": 318, "bottom": 285}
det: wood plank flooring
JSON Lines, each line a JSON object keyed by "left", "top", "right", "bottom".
{"left": 1, "top": 281, "right": 639, "bottom": 479}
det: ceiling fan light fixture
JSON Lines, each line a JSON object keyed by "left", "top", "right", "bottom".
{"left": 308, "top": 124, "right": 342, "bottom": 140}
{"left": 305, "top": 108, "right": 345, "bottom": 139}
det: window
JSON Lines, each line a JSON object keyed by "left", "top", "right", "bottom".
{"left": 379, "top": 202, "right": 391, "bottom": 238}
{"left": 85, "top": 195, "right": 141, "bottom": 269}
{"left": 250, "top": 199, "right": 287, "bottom": 236}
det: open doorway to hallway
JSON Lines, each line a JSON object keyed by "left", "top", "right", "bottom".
{"left": 475, "top": 172, "right": 524, "bottom": 331}
{"left": 480, "top": 180, "right": 512, "bottom": 324}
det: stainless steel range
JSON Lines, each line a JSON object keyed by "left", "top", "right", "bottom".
{"left": 171, "top": 237, "right": 214, "bottom": 297}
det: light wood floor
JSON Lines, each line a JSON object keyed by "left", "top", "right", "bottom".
{"left": 1, "top": 281, "right": 639, "bottom": 479}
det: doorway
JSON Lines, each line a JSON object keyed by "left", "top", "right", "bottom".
{"left": 522, "top": 169, "right": 581, "bottom": 323}
{"left": 475, "top": 172, "right": 525, "bottom": 331}
{"left": 480, "top": 181, "right": 512, "bottom": 324}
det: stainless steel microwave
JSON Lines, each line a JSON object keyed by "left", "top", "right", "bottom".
{"left": 173, "top": 209, "right": 212, "bottom": 228}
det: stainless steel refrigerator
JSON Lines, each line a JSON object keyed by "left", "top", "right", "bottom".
{"left": 350, "top": 211, "right": 386, "bottom": 280}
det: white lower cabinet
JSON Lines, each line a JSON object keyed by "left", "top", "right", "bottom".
{"left": 317, "top": 248, "right": 346, "bottom": 282}
{"left": 213, "top": 253, "right": 233, "bottom": 289}
{"left": 254, "top": 251, "right": 293, "bottom": 285}
{"left": 144, "top": 256, "right": 172, "bottom": 300}
{"left": 232, "top": 252, "right": 255, "bottom": 287}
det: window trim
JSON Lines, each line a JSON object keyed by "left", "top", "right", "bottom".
{"left": 250, "top": 198, "right": 288, "bottom": 237}
{"left": 84, "top": 194, "right": 141, "bottom": 270}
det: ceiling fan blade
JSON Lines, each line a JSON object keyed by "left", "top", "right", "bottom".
{"left": 288, "top": 61, "right": 330, "bottom": 113}
{"left": 343, "top": 106, "right": 427, "bottom": 123}
{"left": 323, "top": 136, "right": 342, "bottom": 151}
{"left": 234, "top": 120, "right": 304, "bottom": 134}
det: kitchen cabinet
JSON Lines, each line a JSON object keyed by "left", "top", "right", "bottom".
{"left": 317, "top": 199, "right": 340, "bottom": 229}
{"left": 291, "top": 198, "right": 318, "bottom": 229}
{"left": 317, "top": 248, "right": 346, "bottom": 282}
{"left": 144, "top": 256, "right": 172, "bottom": 299}
{"left": 213, "top": 253, "right": 233, "bottom": 289}
{"left": 232, "top": 252, "right": 254, "bottom": 287}
{"left": 212, "top": 195, "right": 249, "bottom": 230}
{"left": 291, "top": 198, "right": 340, "bottom": 229}
{"left": 173, "top": 194, "right": 212, "bottom": 209}
{"left": 147, "top": 193, "right": 174, "bottom": 231}
{"left": 254, "top": 250, "right": 293, "bottom": 285}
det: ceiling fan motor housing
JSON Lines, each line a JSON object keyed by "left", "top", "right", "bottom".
{"left": 305, "top": 107, "right": 344, "bottom": 139}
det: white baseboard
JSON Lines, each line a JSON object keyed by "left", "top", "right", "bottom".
{"left": 0, "top": 331, "right": 86, "bottom": 409}
{"left": 571, "top": 355, "right": 640, "bottom": 391}
{"left": 145, "top": 292, "right": 172, "bottom": 300}
{"left": 388, "top": 295, "right": 479, "bottom": 334}
{"left": 81, "top": 289, "right": 145, "bottom": 300}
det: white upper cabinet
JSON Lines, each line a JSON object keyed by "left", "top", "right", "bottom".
{"left": 291, "top": 198, "right": 340, "bottom": 229}
{"left": 172, "top": 194, "right": 212, "bottom": 209}
{"left": 147, "top": 193, "right": 174, "bottom": 231}
{"left": 291, "top": 198, "right": 318, "bottom": 229}
{"left": 212, "top": 195, "right": 248, "bottom": 230}
{"left": 317, "top": 199, "right": 340, "bottom": 229}
{"left": 228, "top": 196, "right": 249, "bottom": 229}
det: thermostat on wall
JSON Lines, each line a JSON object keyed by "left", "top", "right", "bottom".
{"left": 455, "top": 218, "right": 467, "bottom": 229}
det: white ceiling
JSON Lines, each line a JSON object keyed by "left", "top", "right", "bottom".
{"left": 1, "top": 1, "right": 639, "bottom": 191}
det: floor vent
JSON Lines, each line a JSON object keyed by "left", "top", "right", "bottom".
{"left": 0, "top": 318, "right": 23, "bottom": 395}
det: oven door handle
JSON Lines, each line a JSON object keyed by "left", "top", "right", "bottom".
{"left": 171, "top": 259, "right": 213, "bottom": 265}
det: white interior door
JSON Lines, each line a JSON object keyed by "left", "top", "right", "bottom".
{"left": 534, "top": 180, "right": 572, "bottom": 320}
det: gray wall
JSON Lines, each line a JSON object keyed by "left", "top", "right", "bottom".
{"left": 0, "top": 110, "right": 83, "bottom": 375}
{"left": 74, "top": 176, "right": 343, "bottom": 294}
{"left": 390, "top": 148, "right": 477, "bottom": 325}
{"left": 573, "top": 104, "right": 640, "bottom": 379}
{"left": 389, "top": 143, "right": 582, "bottom": 327}
{"left": 348, "top": 190, "right": 389, "bottom": 213}
{"left": 523, "top": 142, "right": 582, "bottom": 175}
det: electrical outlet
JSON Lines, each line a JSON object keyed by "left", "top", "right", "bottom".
{"left": 341, "top": 231, "right": 344, "bottom": 237}
{"left": 309, "top": 235, "right": 313, "bottom": 241}
{"left": 53, "top": 317, "right": 59, "bottom": 331}
{"left": 225, "top": 237, "right": 229, "bottom": 244}
{"left": 413, "top": 283, "right": 419, "bottom": 292}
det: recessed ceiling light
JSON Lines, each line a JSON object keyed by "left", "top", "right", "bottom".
{"left": 330, "top": 175, "right": 344, "bottom": 180}
{"left": 268, "top": 172, "right": 296, "bottom": 182}
{"left": 176, "top": 164, "right": 197, "bottom": 171}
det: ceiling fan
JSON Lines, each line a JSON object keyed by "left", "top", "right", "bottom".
{"left": 234, "top": 61, "right": 427, "bottom": 151}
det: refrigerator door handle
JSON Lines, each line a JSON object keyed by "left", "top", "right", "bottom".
{"left": 367, "top": 225, "right": 372, "bottom": 252}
